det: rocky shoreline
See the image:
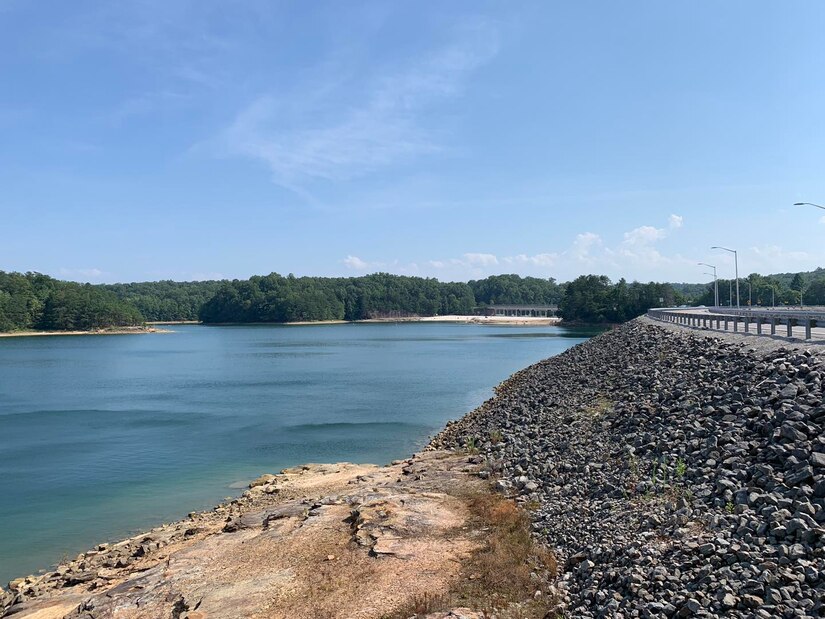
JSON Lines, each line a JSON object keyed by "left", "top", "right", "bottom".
{"left": 432, "top": 317, "right": 825, "bottom": 617}
{"left": 0, "top": 453, "right": 556, "bottom": 619}
{"left": 0, "top": 326, "right": 168, "bottom": 338}
{"left": 4, "top": 317, "right": 825, "bottom": 617}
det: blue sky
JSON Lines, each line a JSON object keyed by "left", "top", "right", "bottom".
{"left": 1, "top": 1, "right": 824, "bottom": 284}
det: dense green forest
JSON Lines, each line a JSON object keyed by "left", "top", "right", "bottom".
{"left": 102, "top": 280, "right": 223, "bottom": 321}
{"left": 197, "top": 273, "right": 676, "bottom": 324}
{"left": 559, "top": 276, "right": 681, "bottom": 323}
{"left": 198, "top": 273, "right": 476, "bottom": 323}
{"left": 2, "top": 267, "right": 824, "bottom": 333}
{"left": 694, "top": 270, "right": 825, "bottom": 307}
{"left": 468, "top": 275, "right": 562, "bottom": 306}
{"left": 0, "top": 271, "right": 143, "bottom": 332}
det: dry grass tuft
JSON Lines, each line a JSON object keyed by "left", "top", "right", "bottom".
{"left": 387, "top": 489, "right": 558, "bottom": 619}
{"left": 584, "top": 396, "right": 613, "bottom": 417}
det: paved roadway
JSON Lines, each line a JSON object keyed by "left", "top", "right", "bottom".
{"left": 649, "top": 306, "right": 825, "bottom": 344}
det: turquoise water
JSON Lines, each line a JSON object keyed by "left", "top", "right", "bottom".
{"left": 0, "top": 322, "right": 595, "bottom": 584}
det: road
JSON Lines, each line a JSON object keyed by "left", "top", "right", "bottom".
{"left": 647, "top": 306, "right": 825, "bottom": 343}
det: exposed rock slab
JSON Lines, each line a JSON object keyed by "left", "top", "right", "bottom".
{"left": 2, "top": 453, "right": 483, "bottom": 619}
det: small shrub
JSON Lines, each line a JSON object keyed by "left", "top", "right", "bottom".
{"left": 464, "top": 436, "right": 480, "bottom": 455}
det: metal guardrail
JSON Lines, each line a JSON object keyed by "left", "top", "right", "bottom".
{"left": 647, "top": 307, "right": 825, "bottom": 340}
{"left": 709, "top": 307, "right": 825, "bottom": 321}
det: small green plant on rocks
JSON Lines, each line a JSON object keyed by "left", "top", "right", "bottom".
{"left": 584, "top": 396, "right": 613, "bottom": 417}
{"left": 675, "top": 458, "right": 687, "bottom": 479}
{"left": 489, "top": 429, "right": 504, "bottom": 445}
{"left": 465, "top": 436, "right": 480, "bottom": 455}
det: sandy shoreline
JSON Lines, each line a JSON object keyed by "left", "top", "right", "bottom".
{"left": 0, "top": 315, "right": 562, "bottom": 338}
{"left": 204, "top": 315, "right": 563, "bottom": 327}
{"left": 0, "top": 327, "right": 171, "bottom": 338}
{"left": 419, "top": 315, "right": 561, "bottom": 325}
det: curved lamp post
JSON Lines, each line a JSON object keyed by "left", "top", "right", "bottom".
{"left": 793, "top": 203, "right": 822, "bottom": 307}
{"left": 711, "top": 246, "right": 740, "bottom": 309}
{"left": 698, "top": 262, "right": 718, "bottom": 307}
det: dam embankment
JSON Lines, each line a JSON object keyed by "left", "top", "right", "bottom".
{"left": 432, "top": 317, "right": 825, "bottom": 617}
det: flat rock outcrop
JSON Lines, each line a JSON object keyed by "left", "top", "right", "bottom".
{"left": 433, "top": 319, "right": 825, "bottom": 617}
{"left": 1, "top": 454, "right": 490, "bottom": 619}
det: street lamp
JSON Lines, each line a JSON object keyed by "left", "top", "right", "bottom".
{"left": 698, "top": 263, "right": 718, "bottom": 307}
{"left": 794, "top": 202, "right": 825, "bottom": 210}
{"left": 711, "top": 246, "right": 740, "bottom": 309}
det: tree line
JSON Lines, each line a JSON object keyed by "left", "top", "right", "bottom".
{"left": 196, "top": 273, "right": 676, "bottom": 324}
{"left": 2, "top": 267, "right": 824, "bottom": 333}
{"left": 0, "top": 271, "right": 142, "bottom": 332}
{"left": 694, "top": 269, "right": 825, "bottom": 307}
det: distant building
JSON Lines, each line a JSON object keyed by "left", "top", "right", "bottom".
{"left": 478, "top": 304, "right": 558, "bottom": 317}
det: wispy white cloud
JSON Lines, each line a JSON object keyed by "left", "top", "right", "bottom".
{"left": 571, "top": 232, "right": 602, "bottom": 263}
{"left": 347, "top": 215, "right": 690, "bottom": 281}
{"left": 343, "top": 255, "right": 370, "bottom": 270}
{"left": 503, "top": 253, "right": 558, "bottom": 267}
{"left": 208, "top": 19, "right": 499, "bottom": 192}
{"left": 622, "top": 225, "right": 666, "bottom": 247}
{"left": 749, "top": 245, "right": 810, "bottom": 262}
{"left": 58, "top": 267, "right": 105, "bottom": 281}
{"left": 460, "top": 253, "right": 499, "bottom": 267}
{"left": 109, "top": 90, "right": 190, "bottom": 124}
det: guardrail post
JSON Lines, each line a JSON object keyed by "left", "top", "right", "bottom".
{"left": 744, "top": 316, "right": 750, "bottom": 333}
{"left": 733, "top": 317, "right": 738, "bottom": 332}
{"left": 756, "top": 317, "right": 762, "bottom": 334}
{"left": 716, "top": 317, "right": 721, "bottom": 329}
{"left": 787, "top": 320, "right": 793, "bottom": 338}
{"left": 771, "top": 318, "right": 777, "bottom": 335}
{"left": 805, "top": 319, "right": 812, "bottom": 340}
{"left": 724, "top": 317, "right": 728, "bottom": 331}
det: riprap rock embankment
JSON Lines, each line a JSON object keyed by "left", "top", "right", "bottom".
{"left": 433, "top": 319, "right": 825, "bottom": 617}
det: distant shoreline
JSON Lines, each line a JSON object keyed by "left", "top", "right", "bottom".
{"left": 0, "top": 316, "right": 562, "bottom": 337}
{"left": 0, "top": 326, "right": 171, "bottom": 338}
{"left": 205, "top": 315, "right": 563, "bottom": 327}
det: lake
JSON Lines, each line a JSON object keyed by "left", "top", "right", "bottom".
{"left": 0, "top": 322, "right": 597, "bottom": 584}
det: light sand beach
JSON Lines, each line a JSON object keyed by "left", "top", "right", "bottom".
{"left": 419, "top": 315, "right": 561, "bottom": 325}
{"left": 0, "top": 327, "right": 170, "bottom": 338}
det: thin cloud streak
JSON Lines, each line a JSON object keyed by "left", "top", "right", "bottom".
{"left": 209, "top": 20, "right": 499, "bottom": 192}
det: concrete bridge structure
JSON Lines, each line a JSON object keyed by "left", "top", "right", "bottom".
{"left": 480, "top": 304, "right": 558, "bottom": 317}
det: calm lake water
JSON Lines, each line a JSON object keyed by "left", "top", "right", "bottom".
{"left": 0, "top": 322, "right": 596, "bottom": 584}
